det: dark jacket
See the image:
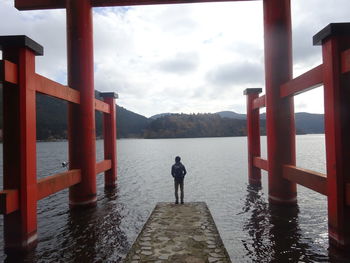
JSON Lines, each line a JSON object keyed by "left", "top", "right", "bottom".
{"left": 171, "top": 162, "right": 187, "bottom": 180}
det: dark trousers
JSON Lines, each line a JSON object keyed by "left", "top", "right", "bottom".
{"left": 174, "top": 178, "right": 184, "bottom": 202}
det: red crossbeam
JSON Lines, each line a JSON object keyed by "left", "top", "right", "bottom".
{"left": 35, "top": 73, "right": 80, "bottom": 103}
{"left": 341, "top": 48, "right": 350, "bottom": 74}
{"left": 283, "top": 165, "right": 327, "bottom": 195}
{"left": 96, "top": 159, "right": 112, "bottom": 174}
{"left": 280, "top": 64, "right": 324, "bottom": 98}
{"left": 0, "top": 160, "right": 112, "bottom": 214}
{"left": 0, "top": 190, "right": 19, "bottom": 214}
{"left": 252, "top": 95, "right": 265, "bottom": 109}
{"left": 253, "top": 156, "right": 268, "bottom": 171}
{"left": 0, "top": 64, "right": 110, "bottom": 112}
{"left": 37, "top": 169, "right": 82, "bottom": 200}
{"left": 0, "top": 60, "right": 18, "bottom": 85}
{"left": 95, "top": 99, "right": 110, "bottom": 113}
{"left": 36, "top": 72, "right": 109, "bottom": 112}
{"left": 15, "top": 0, "right": 256, "bottom": 10}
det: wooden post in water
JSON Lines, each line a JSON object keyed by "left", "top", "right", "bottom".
{"left": 263, "top": 0, "right": 297, "bottom": 205}
{"left": 66, "top": 0, "right": 97, "bottom": 207}
{"left": 314, "top": 23, "right": 350, "bottom": 251}
{"left": 0, "top": 36, "right": 43, "bottom": 252}
{"left": 100, "top": 92, "right": 118, "bottom": 188}
{"left": 244, "top": 88, "right": 262, "bottom": 187}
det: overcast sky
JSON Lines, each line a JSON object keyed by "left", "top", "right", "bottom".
{"left": 1, "top": 0, "right": 349, "bottom": 117}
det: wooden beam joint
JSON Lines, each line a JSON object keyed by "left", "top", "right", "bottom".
{"left": 283, "top": 165, "right": 327, "bottom": 195}
{"left": 280, "top": 64, "right": 324, "bottom": 98}
{"left": 0, "top": 60, "right": 18, "bottom": 85}
{"left": 95, "top": 99, "right": 110, "bottom": 113}
{"left": 96, "top": 159, "right": 112, "bottom": 174}
{"left": 253, "top": 157, "right": 268, "bottom": 171}
{"left": 37, "top": 169, "right": 82, "bottom": 200}
{"left": 0, "top": 189, "right": 19, "bottom": 215}
{"left": 252, "top": 95, "right": 266, "bottom": 109}
{"left": 35, "top": 73, "right": 80, "bottom": 103}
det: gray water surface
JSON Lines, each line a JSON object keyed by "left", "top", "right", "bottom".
{"left": 0, "top": 135, "right": 348, "bottom": 262}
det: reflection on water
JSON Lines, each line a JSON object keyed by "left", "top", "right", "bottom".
{"left": 61, "top": 190, "right": 126, "bottom": 261}
{"left": 241, "top": 185, "right": 271, "bottom": 261}
{"left": 4, "top": 187, "right": 130, "bottom": 262}
{"left": 268, "top": 205, "right": 304, "bottom": 262}
{"left": 56, "top": 187, "right": 130, "bottom": 262}
{"left": 241, "top": 185, "right": 350, "bottom": 263}
{"left": 241, "top": 185, "right": 311, "bottom": 262}
{"left": 0, "top": 136, "right": 349, "bottom": 262}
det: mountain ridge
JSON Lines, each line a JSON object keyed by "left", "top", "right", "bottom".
{"left": 150, "top": 110, "right": 324, "bottom": 135}
{"left": 0, "top": 93, "right": 324, "bottom": 140}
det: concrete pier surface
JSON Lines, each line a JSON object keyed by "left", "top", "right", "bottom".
{"left": 123, "top": 202, "right": 231, "bottom": 263}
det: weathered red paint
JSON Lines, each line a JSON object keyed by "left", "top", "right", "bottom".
{"left": 244, "top": 88, "right": 262, "bottom": 187}
{"left": 0, "top": 38, "right": 41, "bottom": 252}
{"left": 101, "top": 93, "right": 118, "bottom": 188}
{"left": 37, "top": 169, "right": 82, "bottom": 200}
{"left": 282, "top": 165, "right": 327, "bottom": 196}
{"left": 316, "top": 23, "right": 350, "bottom": 250}
{"left": 280, "top": 64, "right": 324, "bottom": 98}
{"left": 66, "top": 0, "right": 97, "bottom": 207}
{"left": 263, "top": 0, "right": 296, "bottom": 205}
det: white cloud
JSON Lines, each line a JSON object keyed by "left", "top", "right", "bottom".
{"left": 206, "top": 61, "right": 264, "bottom": 86}
{"left": 0, "top": 0, "right": 349, "bottom": 117}
{"left": 0, "top": 0, "right": 67, "bottom": 82}
{"left": 157, "top": 52, "right": 199, "bottom": 74}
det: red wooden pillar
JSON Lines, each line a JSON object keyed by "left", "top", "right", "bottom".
{"left": 244, "top": 88, "right": 262, "bottom": 187}
{"left": 263, "top": 0, "right": 297, "bottom": 205}
{"left": 100, "top": 92, "right": 118, "bottom": 188}
{"left": 314, "top": 23, "right": 350, "bottom": 250}
{"left": 0, "top": 36, "right": 43, "bottom": 252}
{"left": 66, "top": 0, "right": 97, "bottom": 207}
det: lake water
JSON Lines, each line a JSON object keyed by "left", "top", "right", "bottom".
{"left": 0, "top": 135, "right": 348, "bottom": 262}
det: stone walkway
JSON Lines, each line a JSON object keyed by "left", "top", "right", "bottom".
{"left": 123, "top": 202, "right": 231, "bottom": 263}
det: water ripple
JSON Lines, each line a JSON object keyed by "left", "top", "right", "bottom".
{"left": 0, "top": 136, "right": 348, "bottom": 262}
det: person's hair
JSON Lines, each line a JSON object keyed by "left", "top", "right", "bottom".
{"left": 175, "top": 156, "right": 181, "bottom": 162}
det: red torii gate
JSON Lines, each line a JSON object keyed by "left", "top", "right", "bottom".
{"left": 245, "top": 21, "right": 350, "bottom": 252}
{"left": 0, "top": 0, "right": 349, "bottom": 255}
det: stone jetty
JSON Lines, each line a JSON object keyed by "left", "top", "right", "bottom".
{"left": 123, "top": 202, "right": 231, "bottom": 263}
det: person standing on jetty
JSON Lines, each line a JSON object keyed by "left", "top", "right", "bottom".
{"left": 171, "top": 156, "right": 187, "bottom": 204}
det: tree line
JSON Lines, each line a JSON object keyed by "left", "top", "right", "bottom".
{"left": 0, "top": 90, "right": 322, "bottom": 141}
{"left": 143, "top": 113, "right": 255, "bottom": 138}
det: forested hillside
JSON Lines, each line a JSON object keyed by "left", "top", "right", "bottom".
{"left": 0, "top": 92, "right": 149, "bottom": 140}
{"left": 144, "top": 113, "right": 264, "bottom": 138}
{"left": 116, "top": 106, "right": 150, "bottom": 138}
{"left": 295, "top": 112, "right": 324, "bottom": 134}
{"left": 0, "top": 89, "right": 324, "bottom": 140}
